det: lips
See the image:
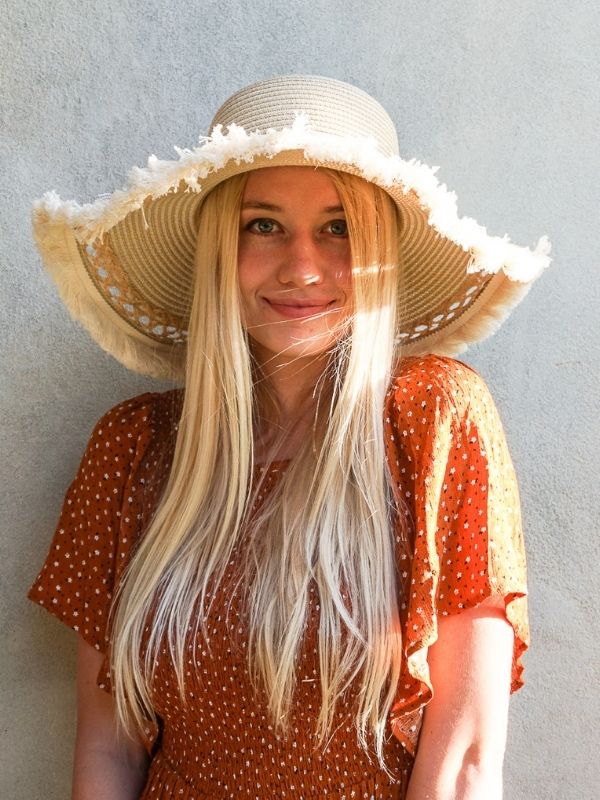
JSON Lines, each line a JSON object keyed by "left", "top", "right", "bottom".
{"left": 264, "top": 298, "right": 338, "bottom": 319}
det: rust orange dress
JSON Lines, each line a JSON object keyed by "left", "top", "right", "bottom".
{"left": 28, "top": 355, "right": 529, "bottom": 799}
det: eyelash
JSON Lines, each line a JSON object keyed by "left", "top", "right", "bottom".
{"left": 245, "top": 218, "right": 348, "bottom": 237}
{"left": 247, "top": 219, "right": 280, "bottom": 235}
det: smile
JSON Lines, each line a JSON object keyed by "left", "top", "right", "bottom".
{"left": 263, "top": 299, "right": 338, "bottom": 320}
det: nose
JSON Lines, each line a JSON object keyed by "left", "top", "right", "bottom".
{"left": 276, "top": 232, "right": 324, "bottom": 287}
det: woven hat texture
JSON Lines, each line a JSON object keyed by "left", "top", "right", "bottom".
{"left": 32, "top": 74, "right": 551, "bottom": 379}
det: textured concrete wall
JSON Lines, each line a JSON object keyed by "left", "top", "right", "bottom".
{"left": 2, "top": 1, "right": 598, "bottom": 797}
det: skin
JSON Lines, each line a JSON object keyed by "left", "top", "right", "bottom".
{"left": 73, "top": 166, "right": 515, "bottom": 799}
{"left": 405, "top": 596, "right": 514, "bottom": 800}
{"left": 73, "top": 639, "right": 148, "bottom": 800}
{"left": 238, "top": 166, "right": 352, "bottom": 423}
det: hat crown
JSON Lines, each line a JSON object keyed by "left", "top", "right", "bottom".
{"left": 210, "top": 74, "right": 400, "bottom": 158}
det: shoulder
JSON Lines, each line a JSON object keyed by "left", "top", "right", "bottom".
{"left": 386, "top": 354, "right": 496, "bottom": 426}
{"left": 73, "top": 389, "right": 183, "bottom": 494}
{"left": 87, "top": 388, "right": 183, "bottom": 453}
{"left": 384, "top": 355, "right": 503, "bottom": 466}
{"left": 389, "top": 354, "right": 490, "bottom": 408}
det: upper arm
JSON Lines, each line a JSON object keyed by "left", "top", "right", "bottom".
{"left": 424, "top": 596, "right": 514, "bottom": 758}
{"left": 75, "top": 638, "right": 124, "bottom": 751}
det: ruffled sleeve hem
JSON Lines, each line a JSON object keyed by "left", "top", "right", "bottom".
{"left": 27, "top": 581, "right": 110, "bottom": 653}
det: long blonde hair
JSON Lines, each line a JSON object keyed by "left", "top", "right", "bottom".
{"left": 110, "top": 167, "right": 405, "bottom": 767}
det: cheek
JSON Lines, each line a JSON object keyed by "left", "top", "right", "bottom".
{"left": 332, "top": 245, "right": 352, "bottom": 287}
{"left": 237, "top": 237, "right": 275, "bottom": 291}
{"left": 337, "top": 262, "right": 353, "bottom": 298}
{"left": 237, "top": 254, "right": 259, "bottom": 309}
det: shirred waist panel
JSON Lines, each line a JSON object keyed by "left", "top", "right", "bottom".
{"left": 141, "top": 748, "right": 409, "bottom": 799}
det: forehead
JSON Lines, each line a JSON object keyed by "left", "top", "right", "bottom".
{"left": 242, "top": 166, "right": 342, "bottom": 205}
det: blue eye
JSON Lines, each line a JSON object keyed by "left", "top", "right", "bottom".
{"left": 248, "top": 218, "right": 278, "bottom": 234}
{"left": 328, "top": 220, "right": 348, "bottom": 236}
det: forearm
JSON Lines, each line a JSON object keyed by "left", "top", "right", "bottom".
{"left": 406, "top": 746, "right": 503, "bottom": 800}
{"left": 72, "top": 740, "right": 149, "bottom": 800}
{"left": 73, "top": 637, "right": 150, "bottom": 799}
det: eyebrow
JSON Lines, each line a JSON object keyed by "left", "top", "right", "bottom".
{"left": 241, "top": 201, "right": 345, "bottom": 214}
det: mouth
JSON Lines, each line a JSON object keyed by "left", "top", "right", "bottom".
{"left": 263, "top": 298, "right": 339, "bottom": 319}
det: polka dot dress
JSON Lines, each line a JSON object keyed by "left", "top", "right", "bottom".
{"left": 28, "top": 355, "right": 529, "bottom": 799}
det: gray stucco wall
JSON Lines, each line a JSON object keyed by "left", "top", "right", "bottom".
{"left": 2, "top": 1, "right": 598, "bottom": 797}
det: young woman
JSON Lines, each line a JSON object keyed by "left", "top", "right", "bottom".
{"left": 28, "top": 75, "right": 551, "bottom": 799}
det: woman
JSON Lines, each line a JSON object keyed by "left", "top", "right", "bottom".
{"left": 28, "top": 75, "right": 551, "bottom": 799}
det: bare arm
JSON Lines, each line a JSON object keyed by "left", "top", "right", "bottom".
{"left": 405, "top": 597, "right": 514, "bottom": 800}
{"left": 72, "top": 637, "right": 150, "bottom": 800}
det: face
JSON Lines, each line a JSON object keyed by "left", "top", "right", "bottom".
{"left": 237, "top": 166, "right": 352, "bottom": 365}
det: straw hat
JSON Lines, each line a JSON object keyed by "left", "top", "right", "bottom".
{"left": 32, "top": 75, "right": 551, "bottom": 380}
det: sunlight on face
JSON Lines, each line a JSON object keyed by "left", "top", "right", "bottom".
{"left": 237, "top": 166, "right": 353, "bottom": 367}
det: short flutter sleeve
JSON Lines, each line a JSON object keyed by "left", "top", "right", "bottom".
{"left": 384, "top": 355, "right": 529, "bottom": 755}
{"left": 27, "top": 391, "right": 179, "bottom": 658}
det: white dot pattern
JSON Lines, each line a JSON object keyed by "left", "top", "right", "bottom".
{"left": 28, "top": 355, "right": 528, "bottom": 798}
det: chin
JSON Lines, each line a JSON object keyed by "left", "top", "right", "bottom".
{"left": 251, "top": 334, "right": 341, "bottom": 364}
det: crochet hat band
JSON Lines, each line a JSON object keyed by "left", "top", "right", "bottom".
{"left": 32, "top": 75, "right": 551, "bottom": 379}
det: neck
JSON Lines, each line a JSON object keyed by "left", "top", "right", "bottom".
{"left": 252, "top": 348, "right": 331, "bottom": 461}
{"left": 255, "top": 349, "right": 330, "bottom": 420}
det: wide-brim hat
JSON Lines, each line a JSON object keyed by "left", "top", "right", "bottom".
{"left": 32, "top": 75, "right": 551, "bottom": 380}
